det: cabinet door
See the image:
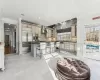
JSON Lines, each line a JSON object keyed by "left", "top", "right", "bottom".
{"left": 32, "top": 26, "right": 36, "bottom": 36}
{"left": 38, "top": 27, "right": 41, "bottom": 37}
{"left": 48, "top": 30, "right": 51, "bottom": 38}
{"left": 28, "top": 33, "right": 32, "bottom": 41}
{"left": 35, "top": 27, "right": 38, "bottom": 34}
{"left": 36, "top": 27, "right": 40, "bottom": 37}
{"left": 22, "top": 31, "right": 27, "bottom": 42}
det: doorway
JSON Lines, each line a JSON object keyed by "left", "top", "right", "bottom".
{"left": 4, "top": 23, "right": 16, "bottom": 54}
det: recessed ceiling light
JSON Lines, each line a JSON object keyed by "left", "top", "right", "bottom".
{"left": 5, "top": 30, "right": 10, "bottom": 31}
{"left": 39, "top": 17, "right": 40, "bottom": 19}
{"left": 21, "top": 14, "right": 24, "bottom": 16}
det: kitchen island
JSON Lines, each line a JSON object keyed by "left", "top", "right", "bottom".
{"left": 31, "top": 41, "right": 56, "bottom": 58}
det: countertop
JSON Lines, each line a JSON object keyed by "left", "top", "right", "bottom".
{"left": 31, "top": 40, "right": 77, "bottom": 44}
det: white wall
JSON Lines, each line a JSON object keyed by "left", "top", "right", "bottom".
{"left": 0, "top": 17, "right": 17, "bottom": 51}
{"left": 2, "top": 18, "right": 19, "bottom": 53}
{"left": 2, "top": 18, "right": 17, "bottom": 24}
{"left": 0, "top": 20, "right": 4, "bottom": 44}
{"left": 77, "top": 13, "right": 100, "bottom": 58}
{"left": 0, "top": 19, "right": 5, "bottom": 70}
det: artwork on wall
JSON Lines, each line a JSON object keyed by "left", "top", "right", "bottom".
{"left": 85, "top": 25, "right": 100, "bottom": 54}
{"left": 86, "top": 27, "right": 99, "bottom": 42}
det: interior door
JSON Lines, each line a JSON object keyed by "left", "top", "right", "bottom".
{"left": 5, "top": 35, "right": 11, "bottom": 54}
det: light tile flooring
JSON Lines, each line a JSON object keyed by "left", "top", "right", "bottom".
{"left": 44, "top": 51, "right": 100, "bottom": 80}
{"left": 0, "top": 53, "right": 54, "bottom": 80}
{"left": 60, "top": 51, "right": 100, "bottom": 80}
{"left": 0, "top": 52, "right": 100, "bottom": 80}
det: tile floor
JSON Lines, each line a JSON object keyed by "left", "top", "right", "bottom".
{"left": 59, "top": 51, "right": 100, "bottom": 80}
{"left": 0, "top": 53, "right": 54, "bottom": 80}
{"left": 0, "top": 52, "right": 100, "bottom": 80}
{"left": 44, "top": 51, "right": 100, "bottom": 80}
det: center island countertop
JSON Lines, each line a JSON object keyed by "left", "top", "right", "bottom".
{"left": 31, "top": 41, "right": 57, "bottom": 44}
{"left": 31, "top": 40, "right": 77, "bottom": 44}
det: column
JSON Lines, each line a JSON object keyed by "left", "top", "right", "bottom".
{"left": 77, "top": 17, "right": 85, "bottom": 59}
{"left": 16, "top": 20, "right": 18, "bottom": 54}
{"left": 12, "top": 31, "right": 15, "bottom": 52}
{"left": 13, "top": 31, "right": 15, "bottom": 48}
{"left": 40, "top": 42, "right": 46, "bottom": 55}
{"left": 18, "top": 18, "right": 22, "bottom": 54}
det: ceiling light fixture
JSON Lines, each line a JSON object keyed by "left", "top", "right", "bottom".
{"left": 39, "top": 17, "right": 40, "bottom": 19}
{"left": 21, "top": 14, "right": 24, "bottom": 16}
{"left": 5, "top": 30, "right": 10, "bottom": 31}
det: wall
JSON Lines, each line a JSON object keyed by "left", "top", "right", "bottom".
{"left": 77, "top": 13, "right": 100, "bottom": 59}
{"left": 0, "top": 19, "right": 5, "bottom": 70}
{"left": 2, "top": 18, "right": 17, "bottom": 24}
{"left": 0, "top": 18, "right": 19, "bottom": 54}
{"left": 0, "top": 20, "right": 4, "bottom": 44}
{"left": 0, "top": 18, "right": 17, "bottom": 48}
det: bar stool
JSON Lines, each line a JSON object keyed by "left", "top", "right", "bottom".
{"left": 36, "top": 43, "right": 47, "bottom": 58}
{"left": 36, "top": 45, "right": 42, "bottom": 58}
{"left": 46, "top": 43, "right": 51, "bottom": 54}
{"left": 50, "top": 42, "right": 55, "bottom": 53}
{"left": 56, "top": 42, "right": 60, "bottom": 52}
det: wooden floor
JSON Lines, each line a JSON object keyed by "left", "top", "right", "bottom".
{"left": 5, "top": 46, "right": 16, "bottom": 54}
{"left": 5, "top": 46, "right": 11, "bottom": 54}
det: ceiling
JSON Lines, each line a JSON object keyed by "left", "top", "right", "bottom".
{"left": 1, "top": 0, "right": 100, "bottom": 26}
